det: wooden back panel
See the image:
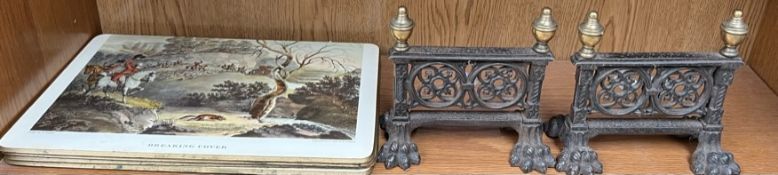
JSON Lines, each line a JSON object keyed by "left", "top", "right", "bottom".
{"left": 0, "top": 0, "right": 101, "bottom": 134}
{"left": 747, "top": 0, "right": 778, "bottom": 94}
{"left": 97, "top": 0, "right": 766, "bottom": 61}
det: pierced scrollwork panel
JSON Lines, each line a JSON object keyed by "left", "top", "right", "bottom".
{"left": 407, "top": 62, "right": 466, "bottom": 108}
{"left": 467, "top": 63, "right": 528, "bottom": 109}
{"left": 651, "top": 67, "right": 713, "bottom": 116}
{"left": 590, "top": 68, "right": 651, "bottom": 115}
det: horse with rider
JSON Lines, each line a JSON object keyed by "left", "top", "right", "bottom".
{"left": 83, "top": 54, "right": 157, "bottom": 103}
{"left": 109, "top": 54, "right": 147, "bottom": 85}
{"left": 84, "top": 54, "right": 145, "bottom": 88}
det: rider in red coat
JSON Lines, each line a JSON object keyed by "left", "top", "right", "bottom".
{"left": 112, "top": 54, "right": 146, "bottom": 83}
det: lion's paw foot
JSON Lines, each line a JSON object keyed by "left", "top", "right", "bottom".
{"left": 378, "top": 140, "right": 420, "bottom": 170}
{"left": 556, "top": 147, "right": 603, "bottom": 175}
{"left": 692, "top": 151, "right": 740, "bottom": 175}
{"left": 510, "top": 144, "right": 555, "bottom": 173}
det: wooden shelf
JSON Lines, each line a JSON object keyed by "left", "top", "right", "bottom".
{"left": 2, "top": 61, "right": 777, "bottom": 174}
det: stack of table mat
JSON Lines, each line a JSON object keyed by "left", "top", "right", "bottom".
{"left": 0, "top": 34, "right": 379, "bottom": 175}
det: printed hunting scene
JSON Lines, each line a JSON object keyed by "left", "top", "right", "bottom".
{"left": 32, "top": 35, "right": 363, "bottom": 140}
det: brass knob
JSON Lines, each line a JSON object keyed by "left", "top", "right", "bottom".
{"left": 532, "top": 7, "right": 557, "bottom": 53}
{"left": 577, "top": 11, "right": 604, "bottom": 59}
{"left": 390, "top": 6, "right": 415, "bottom": 52}
{"left": 720, "top": 10, "right": 748, "bottom": 58}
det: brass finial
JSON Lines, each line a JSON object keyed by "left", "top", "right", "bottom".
{"left": 720, "top": 10, "right": 748, "bottom": 58}
{"left": 390, "top": 6, "right": 415, "bottom": 52}
{"left": 532, "top": 7, "right": 557, "bottom": 53}
{"left": 577, "top": 11, "right": 604, "bottom": 59}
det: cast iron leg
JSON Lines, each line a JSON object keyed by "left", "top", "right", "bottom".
{"left": 553, "top": 67, "right": 603, "bottom": 175}
{"left": 691, "top": 68, "right": 740, "bottom": 175}
{"left": 691, "top": 130, "right": 740, "bottom": 175}
{"left": 377, "top": 62, "right": 420, "bottom": 170}
{"left": 510, "top": 63, "right": 555, "bottom": 173}
{"left": 510, "top": 122, "right": 555, "bottom": 173}
{"left": 377, "top": 115, "right": 419, "bottom": 170}
{"left": 550, "top": 115, "right": 603, "bottom": 175}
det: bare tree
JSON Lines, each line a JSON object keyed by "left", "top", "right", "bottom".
{"left": 249, "top": 40, "right": 351, "bottom": 121}
{"left": 255, "top": 40, "right": 349, "bottom": 76}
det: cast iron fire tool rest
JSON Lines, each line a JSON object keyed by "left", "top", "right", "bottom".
{"left": 544, "top": 10, "right": 748, "bottom": 175}
{"left": 378, "top": 7, "right": 558, "bottom": 173}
